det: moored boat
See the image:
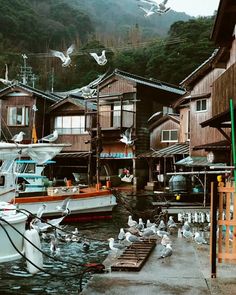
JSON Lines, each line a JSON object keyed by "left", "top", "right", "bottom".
{"left": 0, "top": 142, "right": 117, "bottom": 222}
{"left": 0, "top": 202, "right": 28, "bottom": 263}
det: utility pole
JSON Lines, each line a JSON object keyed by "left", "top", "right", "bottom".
{"left": 96, "top": 85, "right": 101, "bottom": 190}
{"left": 19, "top": 54, "right": 37, "bottom": 87}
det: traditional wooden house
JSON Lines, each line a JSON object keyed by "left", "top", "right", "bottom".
{"left": 172, "top": 49, "right": 226, "bottom": 161}
{"left": 87, "top": 69, "right": 185, "bottom": 189}
{"left": 47, "top": 95, "right": 96, "bottom": 183}
{"left": 199, "top": 0, "right": 236, "bottom": 167}
{"left": 0, "top": 83, "right": 59, "bottom": 143}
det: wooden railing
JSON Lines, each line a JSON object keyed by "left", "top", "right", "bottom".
{"left": 217, "top": 182, "right": 236, "bottom": 263}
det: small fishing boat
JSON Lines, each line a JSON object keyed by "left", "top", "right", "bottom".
{"left": 0, "top": 202, "right": 28, "bottom": 263}
{"left": 0, "top": 142, "right": 117, "bottom": 222}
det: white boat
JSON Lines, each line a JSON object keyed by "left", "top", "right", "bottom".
{"left": 0, "top": 142, "right": 117, "bottom": 222}
{"left": 0, "top": 202, "right": 28, "bottom": 263}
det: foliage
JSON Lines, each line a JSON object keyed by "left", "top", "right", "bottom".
{"left": 0, "top": 0, "right": 216, "bottom": 91}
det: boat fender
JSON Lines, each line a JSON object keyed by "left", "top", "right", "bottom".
{"left": 24, "top": 229, "right": 43, "bottom": 274}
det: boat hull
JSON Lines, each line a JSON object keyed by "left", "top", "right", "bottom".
{"left": 12, "top": 188, "right": 117, "bottom": 223}
{"left": 0, "top": 211, "right": 27, "bottom": 263}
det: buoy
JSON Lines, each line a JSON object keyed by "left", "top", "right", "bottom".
{"left": 176, "top": 194, "right": 181, "bottom": 201}
{"left": 24, "top": 229, "right": 43, "bottom": 274}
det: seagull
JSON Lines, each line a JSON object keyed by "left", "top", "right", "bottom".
{"left": 56, "top": 197, "right": 71, "bottom": 215}
{"left": 108, "top": 237, "right": 126, "bottom": 252}
{"left": 140, "top": 225, "right": 156, "bottom": 242}
{"left": 36, "top": 204, "right": 47, "bottom": 219}
{"left": 194, "top": 232, "right": 208, "bottom": 245}
{"left": 158, "top": 220, "right": 167, "bottom": 231}
{"left": 80, "top": 86, "right": 97, "bottom": 98}
{"left": 158, "top": 0, "right": 170, "bottom": 12}
{"left": 138, "top": 5, "right": 155, "bottom": 17}
{"left": 12, "top": 131, "right": 25, "bottom": 143}
{"left": 118, "top": 228, "right": 126, "bottom": 242}
{"left": 120, "top": 128, "right": 136, "bottom": 146}
{"left": 158, "top": 243, "right": 173, "bottom": 259}
{"left": 183, "top": 228, "right": 193, "bottom": 240}
{"left": 161, "top": 234, "right": 172, "bottom": 246}
{"left": 136, "top": 218, "right": 145, "bottom": 231}
{"left": 128, "top": 215, "right": 137, "bottom": 228}
{"left": 156, "top": 230, "right": 169, "bottom": 238}
{"left": 50, "top": 235, "right": 60, "bottom": 256}
{"left": 90, "top": 50, "right": 107, "bottom": 66}
{"left": 125, "top": 232, "right": 142, "bottom": 244}
{"left": 40, "top": 130, "right": 58, "bottom": 142}
{"left": 50, "top": 44, "right": 75, "bottom": 67}
{"left": 182, "top": 221, "right": 191, "bottom": 231}
{"left": 167, "top": 216, "right": 177, "bottom": 228}
{"left": 0, "top": 64, "right": 13, "bottom": 86}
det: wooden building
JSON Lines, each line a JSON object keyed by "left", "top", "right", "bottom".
{"left": 47, "top": 95, "right": 96, "bottom": 183}
{"left": 87, "top": 69, "right": 185, "bottom": 189}
{"left": 0, "top": 83, "right": 59, "bottom": 143}
{"left": 196, "top": 0, "right": 236, "bottom": 166}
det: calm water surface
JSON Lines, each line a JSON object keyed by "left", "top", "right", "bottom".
{"left": 0, "top": 205, "right": 128, "bottom": 295}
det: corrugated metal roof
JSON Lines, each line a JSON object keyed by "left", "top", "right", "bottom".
{"left": 175, "top": 156, "right": 227, "bottom": 167}
{"left": 137, "top": 143, "right": 189, "bottom": 158}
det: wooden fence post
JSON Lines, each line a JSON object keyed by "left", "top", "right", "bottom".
{"left": 210, "top": 181, "right": 218, "bottom": 278}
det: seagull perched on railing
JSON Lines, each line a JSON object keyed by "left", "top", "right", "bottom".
{"left": 50, "top": 44, "right": 75, "bottom": 67}
{"left": 39, "top": 130, "right": 58, "bottom": 143}
{"left": 90, "top": 50, "right": 107, "bottom": 66}
{"left": 12, "top": 131, "right": 25, "bottom": 143}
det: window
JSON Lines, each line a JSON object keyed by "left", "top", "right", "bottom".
{"left": 54, "top": 116, "right": 87, "bottom": 134}
{"left": 113, "top": 103, "right": 134, "bottom": 128}
{"left": 7, "top": 106, "right": 29, "bottom": 126}
{"left": 161, "top": 130, "right": 178, "bottom": 142}
{"left": 196, "top": 99, "right": 207, "bottom": 112}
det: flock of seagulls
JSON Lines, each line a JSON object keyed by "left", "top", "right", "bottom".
{"left": 50, "top": 44, "right": 107, "bottom": 68}
{"left": 137, "top": 0, "right": 171, "bottom": 17}
{"left": 107, "top": 214, "right": 210, "bottom": 262}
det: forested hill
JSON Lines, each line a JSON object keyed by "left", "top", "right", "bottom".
{"left": 0, "top": 0, "right": 191, "bottom": 54}
{"left": 0, "top": 0, "right": 215, "bottom": 91}
{"left": 69, "top": 0, "right": 191, "bottom": 40}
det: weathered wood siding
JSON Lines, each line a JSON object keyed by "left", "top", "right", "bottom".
{"left": 183, "top": 67, "right": 226, "bottom": 156}
{"left": 150, "top": 119, "right": 179, "bottom": 149}
{"left": 56, "top": 134, "right": 91, "bottom": 151}
{"left": 0, "top": 92, "right": 51, "bottom": 143}
{"left": 99, "top": 77, "right": 136, "bottom": 95}
{"left": 179, "top": 108, "right": 189, "bottom": 143}
{"left": 226, "top": 37, "right": 236, "bottom": 68}
{"left": 212, "top": 62, "right": 236, "bottom": 116}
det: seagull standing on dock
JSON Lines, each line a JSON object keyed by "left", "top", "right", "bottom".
{"left": 118, "top": 228, "right": 126, "bottom": 243}
{"left": 12, "top": 131, "right": 25, "bottom": 143}
{"left": 194, "top": 232, "right": 208, "bottom": 245}
{"left": 108, "top": 237, "right": 126, "bottom": 253}
{"left": 50, "top": 44, "right": 75, "bottom": 67}
{"left": 39, "top": 130, "right": 58, "bottom": 143}
{"left": 128, "top": 215, "right": 137, "bottom": 228}
{"left": 125, "top": 232, "right": 142, "bottom": 244}
{"left": 158, "top": 243, "right": 173, "bottom": 259}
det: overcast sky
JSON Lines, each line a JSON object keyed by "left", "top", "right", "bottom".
{"left": 168, "top": 0, "right": 220, "bottom": 17}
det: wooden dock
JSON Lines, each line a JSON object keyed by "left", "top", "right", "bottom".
{"left": 111, "top": 240, "right": 156, "bottom": 272}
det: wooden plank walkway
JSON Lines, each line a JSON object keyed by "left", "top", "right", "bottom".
{"left": 111, "top": 240, "right": 156, "bottom": 272}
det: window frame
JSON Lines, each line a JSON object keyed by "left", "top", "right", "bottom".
{"left": 196, "top": 99, "right": 207, "bottom": 112}
{"left": 54, "top": 115, "right": 88, "bottom": 135}
{"left": 161, "top": 129, "right": 178, "bottom": 143}
{"left": 7, "top": 106, "right": 29, "bottom": 126}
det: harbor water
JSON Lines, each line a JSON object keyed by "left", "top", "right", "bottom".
{"left": 0, "top": 199, "right": 130, "bottom": 295}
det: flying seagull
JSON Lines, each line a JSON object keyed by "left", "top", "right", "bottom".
{"left": 90, "top": 50, "right": 107, "bottom": 66}
{"left": 138, "top": 5, "right": 155, "bottom": 17}
{"left": 12, "top": 131, "right": 25, "bottom": 143}
{"left": 120, "top": 128, "right": 136, "bottom": 146}
{"left": 50, "top": 44, "right": 75, "bottom": 67}
{"left": 39, "top": 130, "right": 58, "bottom": 142}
